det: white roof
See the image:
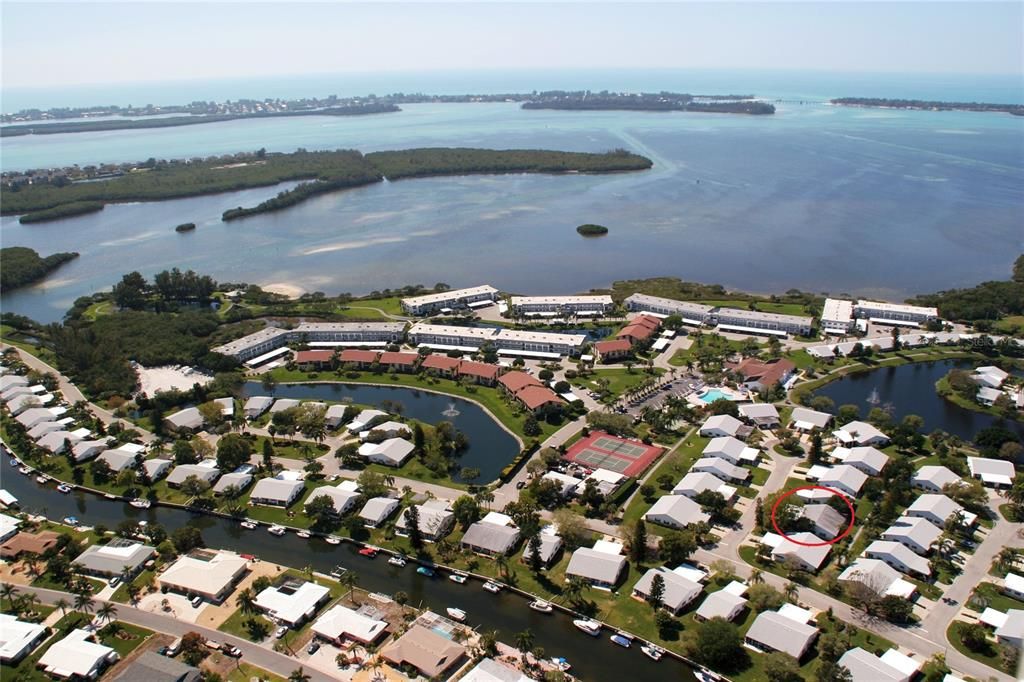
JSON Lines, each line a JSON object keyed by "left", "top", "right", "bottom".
{"left": 881, "top": 515, "right": 942, "bottom": 550}
{"left": 644, "top": 495, "right": 711, "bottom": 527}
{"left": 358, "top": 438, "right": 415, "bottom": 465}
{"left": 306, "top": 485, "right": 361, "bottom": 514}
{"left": 701, "top": 414, "right": 744, "bottom": 435}
{"left": 703, "top": 436, "right": 758, "bottom": 463}
{"left": 510, "top": 295, "right": 612, "bottom": 307}
{"left": 586, "top": 468, "right": 626, "bottom": 485}
{"left": 673, "top": 471, "right": 736, "bottom": 499}
{"left": 856, "top": 299, "right": 938, "bottom": 318}
{"left": 761, "top": 532, "right": 831, "bottom": 569}
{"left": 402, "top": 285, "right": 497, "bottom": 307}
{"left": 347, "top": 409, "right": 388, "bottom": 430}
{"left": 359, "top": 497, "right": 400, "bottom": 524}
{"left": 906, "top": 494, "right": 975, "bottom": 526}
{"left": 269, "top": 398, "right": 300, "bottom": 413}
{"left": 255, "top": 580, "right": 330, "bottom": 625}
{"left": 494, "top": 328, "right": 587, "bottom": 347}
{"left": 691, "top": 457, "right": 749, "bottom": 481}
{"left": 821, "top": 298, "right": 854, "bottom": 324}
{"left": 778, "top": 603, "right": 814, "bottom": 624}
{"left": 672, "top": 563, "right": 709, "bottom": 583}
{"left": 160, "top": 550, "right": 248, "bottom": 596}
{"left": 836, "top": 446, "right": 889, "bottom": 473}
{"left": 461, "top": 657, "right": 533, "bottom": 682}
{"left": 737, "top": 403, "right": 780, "bottom": 420}
{"left": 408, "top": 323, "right": 496, "bottom": 341}
{"left": 1005, "top": 573, "right": 1024, "bottom": 595}
{"left": 879, "top": 649, "right": 920, "bottom": 677}
{"left": 745, "top": 610, "right": 818, "bottom": 658}
{"left": 696, "top": 589, "right": 747, "bottom": 621}
{"left": 166, "top": 407, "right": 204, "bottom": 429}
{"left": 214, "top": 397, "right": 234, "bottom": 416}
{"left": 789, "top": 407, "right": 832, "bottom": 429}
{"left": 819, "top": 464, "right": 868, "bottom": 495}
{"left": 833, "top": 421, "right": 889, "bottom": 444}
{"left": 0, "top": 513, "right": 19, "bottom": 541}
{"left": 359, "top": 421, "right": 410, "bottom": 439}
{"left": 37, "top": 628, "right": 115, "bottom": 678}
{"left": 0, "top": 613, "right": 45, "bottom": 662}
{"left": 839, "top": 559, "right": 914, "bottom": 597}
{"left": 838, "top": 647, "right": 911, "bottom": 682}
{"left": 592, "top": 539, "right": 624, "bottom": 556}
{"left": 968, "top": 457, "right": 1015, "bottom": 485}
{"left": 865, "top": 540, "right": 931, "bottom": 576}
{"left": 250, "top": 477, "right": 304, "bottom": 503}
{"left": 633, "top": 568, "right": 703, "bottom": 610}
{"left": 313, "top": 603, "right": 388, "bottom": 643}
{"left": 995, "top": 610, "right": 1024, "bottom": 641}
{"left": 913, "top": 465, "right": 962, "bottom": 490}
{"left": 980, "top": 607, "right": 1008, "bottom": 628}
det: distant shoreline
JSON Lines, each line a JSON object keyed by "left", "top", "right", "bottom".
{"left": 831, "top": 97, "right": 1024, "bottom": 116}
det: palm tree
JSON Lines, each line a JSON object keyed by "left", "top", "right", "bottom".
{"left": 514, "top": 629, "right": 534, "bottom": 665}
{"left": 749, "top": 569, "right": 765, "bottom": 585}
{"left": 288, "top": 667, "right": 311, "bottom": 682}
{"left": 235, "top": 588, "right": 257, "bottom": 617}
{"left": 16, "top": 593, "right": 40, "bottom": 618}
{"left": 0, "top": 583, "right": 19, "bottom": 610}
{"left": 562, "top": 576, "right": 587, "bottom": 606}
{"left": 342, "top": 571, "right": 359, "bottom": 604}
{"left": 54, "top": 597, "right": 70, "bottom": 618}
{"left": 784, "top": 582, "right": 800, "bottom": 604}
{"left": 495, "top": 555, "right": 509, "bottom": 582}
{"left": 74, "top": 591, "right": 94, "bottom": 614}
{"left": 96, "top": 602, "right": 117, "bottom": 624}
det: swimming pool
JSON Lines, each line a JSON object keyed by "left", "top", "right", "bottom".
{"left": 699, "top": 388, "right": 731, "bottom": 403}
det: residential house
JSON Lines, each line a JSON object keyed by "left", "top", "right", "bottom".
{"left": 632, "top": 568, "right": 703, "bottom": 615}
{"left": 744, "top": 608, "right": 819, "bottom": 661}
{"left": 838, "top": 559, "right": 917, "bottom": 599}
{"left": 695, "top": 582, "right": 748, "bottom": 622}
{"left": 699, "top": 414, "right": 747, "bottom": 439}
{"left": 737, "top": 403, "right": 780, "bottom": 428}
{"left": 243, "top": 396, "right": 273, "bottom": 419}
{"left": 460, "top": 513, "right": 520, "bottom": 557}
{"left": 789, "top": 407, "right": 833, "bottom": 432}
{"left": 690, "top": 457, "right": 750, "bottom": 483}
{"left": 461, "top": 658, "right": 533, "bottom": 682}
{"left": 817, "top": 465, "right": 868, "bottom": 498}
{"left": 456, "top": 361, "right": 500, "bottom": 386}
{"left": 142, "top": 458, "right": 172, "bottom": 482}
{"left": 800, "top": 504, "right": 848, "bottom": 541}
{"left": 396, "top": 500, "right": 455, "bottom": 541}
{"left": 305, "top": 485, "right": 362, "bottom": 516}
{"left": 906, "top": 494, "right": 977, "bottom": 528}
{"left": 165, "top": 463, "right": 221, "bottom": 489}
{"left": 346, "top": 408, "right": 389, "bottom": 433}
{"left": 312, "top": 604, "right": 389, "bottom": 646}
{"left": 73, "top": 539, "right": 154, "bottom": 579}
{"left": 833, "top": 421, "right": 890, "bottom": 447}
{"left": 643, "top": 494, "right": 711, "bottom": 530}
{"left": 880, "top": 516, "right": 942, "bottom": 555}
{"left": 1003, "top": 573, "right": 1024, "bottom": 601}
{"left": 381, "top": 625, "right": 467, "bottom": 679}
{"left": 730, "top": 357, "right": 797, "bottom": 392}
{"left": 37, "top": 629, "right": 119, "bottom": 680}
{"left": 593, "top": 339, "right": 633, "bottom": 363}
{"left": 702, "top": 436, "right": 759, "bottom": 464}
{"left": 864, "top": 540, "right": 932, "bottom": 578}
{"left": 339, "top": 349, "right": 380, "bottom": 369}
{"left": 158, "top": 549, "right": 249, "bottom": 603}
{"left": 164, "top": 407, "right": 204, "bottom": 433}
{"left": 212, "top": 472, "right": 253, "bottom": 496}
{"left": 760, "top": 532, "right": 831, "bottom": 572}
{"left": 249, "top": 477, "right": 305, "bottom": 507}
{"left": 71, "top": 440, "right": 108, "bottom": 463}
{"left": 672, "top": 472, "right": 737, "bottom": 502}
{"left": 0, "top": 614, "right": 46, "bottom": 664}
{"left": 109, "top": 651, "right": 201, "bottom": 682}
{"left": 995, "top": 610, "right": 1024, "bottom": 648}
{"left": 378, "top": 351, "right": 419, "bottom": 373}
{"left": 420, "top": 354, "right": 462, "bottom": 377}
{"left": 358, "top": 497, "right": 400, "bottom": 528}
{"left": 967, "top": 457, "right": 1015, "bottom": 488}
{"left": 912, "top": 465, "right": 963, "bottom": 493}
{"left": 832, "top": 446, "right": 889, "bottom": 476}
{"left": 97, "top": 448, "right": 139, "bottom": 473}
{"left": 254, "top": 578, "right": 331, "bottom": 626}
{"left": 837, "top": 647, "right": 921, "bottom": 682}
{"left": 294, "top": 350, "right": 335, "bottom": 369}
{"left": 521, "top": 529, "right": 563, "bottom": 568}
{"left": 358, "top": 438, "right": 415, "bottom": 467}
{"left": 565, "top": 544, "right": 627, "bottom": 589}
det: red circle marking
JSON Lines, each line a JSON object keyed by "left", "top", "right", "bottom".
{"left": 770, "top": 485, "right": 855, "bottom": 546}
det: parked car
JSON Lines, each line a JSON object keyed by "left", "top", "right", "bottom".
{"left": 165, "top": 638, "right": 182, "bottom": 656}
{"left": 108, "top": 576, "right": 121, "bottom": 588}
{"left": 204, "top": 640, "right": 222, "bottom": 651}
{"left": 274, "top": 626, "right": 288, "bottom": 640}
{"left": 191, "top": 596, "right": 204, "bottom": 608}
{"left": 307, "top": 641, "right": 321, "bottom": 655}
{"left": 516, "top": 481, "right": 526, "bottom": 489}
{"left": 224, "top": 645, "right": 242, "bottom": 658}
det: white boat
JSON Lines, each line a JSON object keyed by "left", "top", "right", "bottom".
{"left": 325, "top": 535, "right": 342, "bottom": 545}
{"left": 573, "top": 619, "right": 601, "bottom": 636}
{"left": 18, "top": 466, "right": 32, "bottom": 475}
{"left": 63, "top": 516, "right": 79, "bottom": 526}
{"left": 34, "top": 475, "right": 47, "bottom": 484}
{"left": 641, "top": 644, "right": 664, "bottom": 661}
{"left": 694, "top": 671, "right": 719, "bottom": 682}
{"left": 610, "top": 633, "right": 632, "bottom": 648}
{"left": 529, "top": 600, "right": 553, "bottom": 613}
{"left": 446, "top": 607, "right": 466, "bottom": 622}
{"left": 296, "top": 531, "right": 311, "bottom": 539}
{"left": 56, "top": 484, "right": 72, "bottom": 494}
{"left": 482, "top": 581, "right": 502, "bottom": 594}
{"left": 240, "top": 521, "right": 257, "bottom": 530}
{"left": 267, "top": 525, "right": 287, "bottom": 536}
{"left": 449, "top": 573, "right": 467, "bottom": 584}
{"left": 129, "top": 499, "right": 151, "bottom": 509}
{"left": 388, "top": 556, "right": 407, "bottom": 567}
{"left": 104, "top": 493, "right": 117, "bottom": 499}
{"left": 550, "top": 657, "right": 571, "bottom": 672}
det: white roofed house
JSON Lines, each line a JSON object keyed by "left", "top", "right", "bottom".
{"left": 703, "top": 436, "right": 759, "bottom": 464}
{"left": 912, "top": 465, "right": 964, "bottom": 493}
{"left": 360, "top": 420, "right": 411, "bottom": 441}
{"left": 35, "top": 430, "right": 80, "bottom": 454}
{"left": 821, "top": 298, "right": 856, "bottom": 335}
{"left": 0, "top": 613, "right": 46, "bottom": 664}
{"left": 27, "top": 421, "right": 63, "bottom": 439}
{"left": 346, "top": 408, "right": 389, "bottom": 433}
{"left": 833, "top": 420, "right": 890, "bottom": 447}
{"left": 15, "top": 407, "right": 60, "bottom": 430}
{"left": 699, "top": 414, "right": 748, "bottom": 439}
{"left": 243, "top": 396, "right": 274, "bottom": 419}
{"left": 695, "top": 585, "right": 748, "bottom": 622}
{"left": 164, "top": 407, "right": 204, "bottom": 433}
{"left": 643, "top": 494, "right": 711, "bottom": 530}
{"left": 254, "top": 577, "right": 330, "bottom": 626}
{"left": 744, "top": 608, "right": 819, "bottom": 661}
{"left": 37, "top": 628, "right": 119, "bottom": 680}
{"left": 565, "top": 543, "right": 626, "bottom": 589}
{"left": 521, "top": 528, "right": 563, "bottom": 569}
{"left": 880, "top": 516, "right": 942, "bottom": 555}
{"left": 760, "top": 532, "right": 831, "bottom": 572}
{"left": 305, "top": 484, "right": 362, "bottom": 516}
{"left": 461, "top": 515, "right": 520, "bottom": 557}
{"left": 832, "top": 446, "right": 889, "bottom": 476}
{"left": 973, "top": 365, "right": 1010, "bottom": 389}
{"left": 396, "top": 500, "right": 455, "bottom": 541}
{"left": 837, "top": 647, "right": 922, "bottom": 682}
{"left": 142, "top": 458, "right": 172, "bottom": 482}
{"left": 864, "top": 540, "right": 932, "bottom": 578}
{"left": 249, "top": 476, "right": 305, "bottom": 507}
{"left": 994, "top": 610, "right": 1024, "bottom": 648}
{"left": 905, "top": 494, "right": 977, "bottom": 529}
{"left": 0, "top": 375, "right": 28, "bottom": 392}
{"left": 1004, "top": 572, "right": 1024, "bottom": 601}
{"left": 324, "top": 404, "right": 348, "bottom": 428}
{"left": 212, "top": 471, "right": 254, "bottom": 496}
{"left": 800, "top": 504, "right": 848, "bottom": 541}
{"left": 817, "top": 465, "right": 868, "bottom": 499}
{"left": 166, "top": 463, "right": 221, "bottom": 489}
{"left": 672, "top": 472, "right": 737, "bottom": 502}
{"left": 97, "top": 448, "right": 140, "bottom": 473}
{"left": 737, "top": 402, "right": 780, "bottom": 428}
{"left": 73, "top": 538, "right": 155, "bottom": 578}
{"left": 788, "top": 407, "right": 833, "bottom": 432}
{"left": 968, "top": 456, "right": 1015, "bottom": 488}
{"left": 158, "top": 549, "right": 249, "bottom": 602}
{"left": 358, "top": 497, "right": 400, "bottom": 528}
{"left": 839, "top": 559, "right": 917, "bottom": 600}
{"left": 357, "top": 438, "right": 415, "bottom": 467}
{"left": 312, "top": 603, "right": 388, "bottom": 646}
{"left": 691, "top": 457, "right": 750, "bottom": 483}
{"left": 632, "top": 567, "right": 703, "bottom": 614}
{"left": 71, "top": 439, "right": 108, "bottom": 463}
{"left": 269, "top": 398, "right": 300, "bottom": 414}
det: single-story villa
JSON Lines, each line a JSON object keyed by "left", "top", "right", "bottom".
{"left": 357, "top": 438, "right": 416, "bottom": 467}
{"left": 249, "top": 477, "right": 305, "bottom": 507}
{"left": 158, "top": 549, "right": 249, "bottom": 603}
{"left": 73, "top": 539, "right": 155, "bottom": 578}
{"left": 967, "top": 456, "right": 1015, "bottom": 488}
{"left": 864, "top": 540, "right": 932, "bottom": 578}
{"left": 699, "top": 414, "right": 747, "bottom": 439}
{"left": 911, "top": 465, "right": 963, "bottom": 493}
{"left": 305, "top": 485, "right": 362, "bottom": 516}
{"left": 0, "top": 614, "right": 47, "bottom": 664}
{"left": 312, "top": 603, "right": 389, "bottom": 645}
{"left": 358, "top": 497, "right": 401, "bottom": 528}
{"left": 833, "top": 420, "right": 890, "bottom": 447}
{"left": 788, "top": 407, "right": 832, "bottom": 432}
{"left": 744, "top": 607, "right": 819, "bottom": 661}
{"left": 643, "top": 494, "right": 711, "bottom": 530}
{"left": 737, "top": 403, "right": 780, "bottom": 428}
{"left": 381, "top": 625, "right": 467, "bottom": 679}
{"left": 37, "top": 628, "right": 118, "bottom": 680}
{"left": 254, "top": 578, "right": 331, "bottom": 626}
{"left": 632, "top": 567, "right": 703, "bottom": 614}
{"left": 565, "top": 543, "right": 626, "bottom": 589}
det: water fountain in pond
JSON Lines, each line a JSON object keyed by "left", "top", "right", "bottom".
{"left": 441, "top": 402, "right": 460, "bottom": 417}
{"left": 866, "top": 387, "right": 880, "bottom": 406}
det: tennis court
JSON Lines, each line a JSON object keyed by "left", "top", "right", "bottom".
{"left": 563, "top": 431, "right": 664, "bottom": 477}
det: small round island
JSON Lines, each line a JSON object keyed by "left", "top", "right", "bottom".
{"left": 576, "top": 223, "right": 609, "bottom": 237}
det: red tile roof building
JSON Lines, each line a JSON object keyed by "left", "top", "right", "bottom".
{"left": 616, "top": 314, "right": 662, "bottom": 344}
{"left": 457, "top": 361, "right": 501, "bottom": 384}
{"left": 593, "top": 339, "right": 633, "bottom": 362}
{"left": 498, "top": 371, "right": 542, "bottom": 394}
{"left": 378, "top": 352, "right": 420, "bottom": 368}
{"left": 515, "top": 385, "right": 565, "bottom": 412}
{"left": 730, "top": 357, "right": 797, "bottom": 391}
{"left": 294, "top": 350, "right": 335, "bottom": 366}
{"left": 420, "top": 355, "right": 462, "bottom": 374}
{"left": 339, "top": 350, "right": 380, "bottom": 365}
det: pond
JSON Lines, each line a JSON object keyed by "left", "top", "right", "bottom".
{"left": 813, "top": 359, "right": 1024, "bottom": 443}
{"left": 242, "top": 380, "right": 521, "bottom": 484}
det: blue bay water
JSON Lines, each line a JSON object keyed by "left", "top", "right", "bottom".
{"left": 1, "top": 69, "right": 1022, "bottom": 323}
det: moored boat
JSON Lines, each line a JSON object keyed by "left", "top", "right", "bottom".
{"left": 56, "top": 484, "right": 72, "bottom": 494}
{"left": 446, "top": 607, "right": 466, "bottom": 622}
{"left": 18, "top": 466, "right": 31, "bottom": 475}
{"left": 34, "top": 475, "right": 47, "bottom": 484}
{"left": 529, "top": 600, "right": 553, "bottom": 613}
{"left": 573, "top": 619, "right": 601, "bottom": 636}
{"left": 640, "top": 644, "right": 664, "bottom": 661}
{"left": 610, "top": 633, "right": 632, "bottom": 648}
{"left": 325, "top": 535, "right": 342, "bottom": 545}
{"left": 388, "top": 556, "right": 407, "bottom": 567}
{"left": 63, "top": 516, "right": 79, "bottom": 526}
{"left": 416, "top": 566, "right": 435, "bottom": 577}
{"left": 267, "top": 525, "right": 287, "bottom": 536}
{"left": 240, "top": 521, "right": 257, "bottom": 529}
{"left": 129, "top": 499, "right": 151, "bottom": 509}
{"left": 449, "top": 572, "right": 467, "bottom": 584}
{"left": 550, "top": 657, "right": 571, "bottom": 672}
{"left": 482, "top": 581, "right": 502, "bottom": 593}
{"left": 296, "top": 531, "right": 311, "bottom": 539}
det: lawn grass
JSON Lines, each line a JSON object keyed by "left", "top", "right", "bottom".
{"left": 219, "top": 608, "right": 276, "bottom": 642}
{"left": 111, "top": 568, "right": 157, "bottom": 604}
{"left": 571, "top": 367, "right": 664, "bottom": 401}
{"left": 620, "top": 432, "right": 707, "bottom": 529}
{"left": 226, "top": 663, "right": 287, "bottom": 682}
{"left": 968, "top": 582, "right": 1024, "bottom": 614}
{"left": 101, "top": 621, "right": 154, "bottom": 657}
{"left": 947, "top": 621, "right": 1009, "bottom": 674}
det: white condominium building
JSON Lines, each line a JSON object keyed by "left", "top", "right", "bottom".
{"left": 407, "top": 323, "right": 497, "bottom": 349}
{"left": 623, "top": 293, "right": 715, "bottom": 325}
{"left": 494, "top": 329, "right": 587, "bottom": 357}
{"left": 714, "top": 308, "right": 813, "bottom": 337}
{"left": 400, "top": 285, "right": 499, "bottom": 315}
{"left": 821, "top": 298, "right": 855, "bottom": 335}
{"left": 855, "top": 300, "right": 938, "bottom": 324}
{"left": 212, "top": 322, "right": 405, "bottom": 361}
{"left": 509, "top": 295, "right": 614, "bottom": 316}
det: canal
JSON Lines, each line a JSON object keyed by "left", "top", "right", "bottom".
{"left": 814, "top": 359, "right": 1024, "bottom": 443}
{"left": 0, "top": 457, "right": 695, "bottom": 681}
{"left": 241, "top": 381, "right": 522, "bottom": 484}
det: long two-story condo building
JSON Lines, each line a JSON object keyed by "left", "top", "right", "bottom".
{"left": 623, "top": 293, "right": 715, "bottom": 326}
{"left": 400, "top": 286, "right": 499, "bottom": 316}
{"left": 713, "top": 308, "right": 813, "bottom": 337}
{"left": 212, "top": 322, "right": 406, "bottom": 362}
{"left": 407, "top": 323, "right": 586, "bottom": 357}
{"left": 509, "top": 295, "right": 614, "bottom": 317}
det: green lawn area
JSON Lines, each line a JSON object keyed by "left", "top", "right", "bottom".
{"left": 101, "top": 621, "right": 154, "bottom": 657}
{"left": 993, "top": 315, "right": 1024, "bottom": 336}
{"left": 111, "top": 568, "right": 158, "bottom": 604}
{"left": 747, "top": 465, "right": 769, "bottom": 487}
{"left": 620, "top": 432, "right": 707, "bottom": 529}
{"left": 252, "top": 435, "right": 329, "bottom": 461}
{"left": 219, "top": 608, "right": 276, "bottom": 642}
{"left": 969, "top": 582, "right": 1024, "bottom": 614}
{"left": 947, "top": 621, "right": 1009, "bottom": 674}
{"left": 572, "top": 367, "right": 663, "bottom": 401}
{"left": 0, "top": 325, "right": 58, "bottom": 364}
{"left": 227, "top": 663, "right": 286, "bottom": 682}
{"left": 668, "top": 334, "right": 754, "bottom": 367}
{"left": 265, "top": 367, "right": 555, "bottom": 441}
{"left": 702, "top": 299, "right": 812, "bottom": 318}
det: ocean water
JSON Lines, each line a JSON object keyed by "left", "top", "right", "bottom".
{"left": 1, "top": 70, "right": 1022, "bottom": 323}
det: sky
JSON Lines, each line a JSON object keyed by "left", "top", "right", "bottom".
{"left": 2, "top": 1, "right": 1022, "bottom": 88}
